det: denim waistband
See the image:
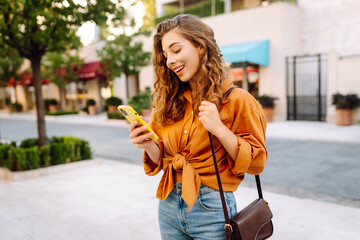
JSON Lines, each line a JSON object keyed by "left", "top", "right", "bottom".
{"left": 173, "top": 182, "right": 218, "bottom": 195}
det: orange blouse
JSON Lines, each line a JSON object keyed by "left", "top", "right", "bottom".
{"left": 143, "top": 78, "right": 268, "bottom": 212}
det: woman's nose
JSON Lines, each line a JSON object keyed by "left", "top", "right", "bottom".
{"left": 166, "top": 54, "right": 176, "bottom": 66}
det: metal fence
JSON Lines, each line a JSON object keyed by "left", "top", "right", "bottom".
{"left": 286, "top": 54, "right": 327, "bottom": 121}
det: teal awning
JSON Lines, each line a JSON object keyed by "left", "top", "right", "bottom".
{"left": 220, "top": 40, "right": 269, "bottom": 66}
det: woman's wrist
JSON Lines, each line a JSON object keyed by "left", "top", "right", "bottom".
{"left": 213, "top": 123, "right": 230, "bottom": 139}
{"left": 144, "top": 141, "right": 161, "bottom": 164}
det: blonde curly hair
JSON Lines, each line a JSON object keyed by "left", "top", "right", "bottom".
{"left": 152, "top": 14, "right": 227, "bottom": 126}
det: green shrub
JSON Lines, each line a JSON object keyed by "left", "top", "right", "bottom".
{"left": 8, "top": 147, "right": 27, "bottom": 171}
{"left": 86, "top": 99, "right": 96, "bottom": 106}
{"left": 105, "top": 96, "right": 123, "bottom": 106}
{"left": 128, "top": 87, "right": 152, "bottom": 113}
{"left": 332, "top": 93, "right": 360, "bottom": 110}
{"left": 25, "top": 147, "right": 40, "bottom": 170}
{"left": 9, "top": 102, "right": 22, "bottom": 112}
{"left": 256, "top": 95, "right": 278, "bottom": 108}
{"left": 0, "top": 144, "right": 11, "bottom": 167}
{"left": 1, "top": 136, "right": 92, "bottom": 171}
{"left": 20, "top": 138, "right": 39, "bottom": 148}
{"left": 107, "top": 112, "right": 126, "bottom": 120}
{"left": 45, "top": 111, "right": 78, "bottom": 116}
{"left": 40, "top": 145, "right": 51, "bottom": 167}
{"left": 44, "top": 98, "right": 58, "bottom": 108}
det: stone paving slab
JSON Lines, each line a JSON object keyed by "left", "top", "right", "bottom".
{"left": 0, "top": 159, "right": 360, "bottom": 240}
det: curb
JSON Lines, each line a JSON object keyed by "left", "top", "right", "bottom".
{"left": 0, "top": 159, "right": 102, "bottom": 181}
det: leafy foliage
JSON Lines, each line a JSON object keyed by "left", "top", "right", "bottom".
{"left": 0, "top": 136, "right": 92, "bottom": 171}
{"left": 86, "top": 99, "right": 96, "bottom": 106}
{"left": 332, "top": 93, "right": 360, "bottom": 110}
{"left": 0, "top": 44, "right": 23, "bottom": 88}
{"left": 129, "top": 87, "right": 152, "bottom": 113}
{"left": 42, "top": 50, "right": 84, "bottom": 87}
{"left": 107, "top": 112, "right": 126, "bottom": 120}
{"left": 256, "top": 95, "right": 278, "bottom": 108}
{"left": 105, "top": 96, "right": 123, "bottom": 106}
{"left": 97, "top": 33, "right": 151, "bottom": 98}
{"left": 0, "top": 0, "right": 127, "bottom": 147}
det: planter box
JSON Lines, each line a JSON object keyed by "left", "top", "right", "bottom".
{"left": 0, "top": 159, "right": 102, "bottom": 181}
{"left": 49, "top": 104, "right": 59, "bottom": 113}
{"left": 88, "top": 105, "right": 97, "bottom": 115}
{"left": 262, "top": 107, "right": 275, "bottom": 122}
{"left": 107, "top": 105, "right": 118, "bottom": 113}
{"left": 336, "top": 109, "right": 353, "bottom": 126}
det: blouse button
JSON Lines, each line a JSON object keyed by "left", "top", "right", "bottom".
{"left": 184, "top": 130, "right": 188, "bottom": 134}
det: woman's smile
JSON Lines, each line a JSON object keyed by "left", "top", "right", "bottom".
{"left": 162, "top": 29, "right": 201, "bottom": 82}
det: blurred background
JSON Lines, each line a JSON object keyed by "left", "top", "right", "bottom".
{"left": 1, "top": 0, "right": 360, "bottom": 239}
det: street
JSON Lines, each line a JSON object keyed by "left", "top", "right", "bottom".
{"left": 1, "top": 118, "right": 360, "bottom": 206}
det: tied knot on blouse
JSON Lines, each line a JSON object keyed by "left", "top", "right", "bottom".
{"left": 158, "top": 152, "right": 202, "bottom": 212}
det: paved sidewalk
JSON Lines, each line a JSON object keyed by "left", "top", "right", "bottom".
{"left": 1, "top": 159, "right": 360, "bottom": 240}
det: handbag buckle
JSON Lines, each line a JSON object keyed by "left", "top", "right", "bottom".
{"left": 224, "top": 223, "right": 233, "bottom": 232}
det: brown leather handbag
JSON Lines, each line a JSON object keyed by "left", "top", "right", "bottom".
{"left": 208, "top": 132, "right": 274, "bottom": 240}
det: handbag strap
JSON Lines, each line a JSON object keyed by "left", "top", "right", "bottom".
{"left": 208, "top": 132, "right": 265, "bottom": 239}
{"left": 208, "top": 86, "right": 265, "bottom": 238}
{"left": 208, "top": 132, "right": 232, "bottom": 240}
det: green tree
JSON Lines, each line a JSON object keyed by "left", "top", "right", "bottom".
{"left": 0, "top": 0, "right": 126, "bottom": 147}
{"left": 141, "top": 0, "right": 156, "bottom": 32}
{"left": 97, "top": 33, "right": 151, "bottom": 100}
{"left": 42, "top": 50, "right": 84, "bottom": 110}
{"left": 0, "top": 44, "right": 23, "bottom": 104}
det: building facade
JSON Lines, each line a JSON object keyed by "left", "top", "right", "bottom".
{"left": 139, "top": 0, "right": 360, "bottom": 123}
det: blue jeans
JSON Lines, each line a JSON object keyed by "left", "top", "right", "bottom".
{"left": 158, "top": 183, "right": 237, "bottom": 240}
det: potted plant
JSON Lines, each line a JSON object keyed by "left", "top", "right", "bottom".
{"left": 86, "top": 99, "right": 97, "bottom": 115}
{"left": 48, "top": 99, "right": 58, "bottom": 113}
{"left": 257, "top": 95, "right": 278, "bottom": 122}
{"left": 7, "top": 102, "right": 23, "bottom": 113}
{"left": 332, "top": 93, "right": 360, "bottom": 126}
{"left": 128, "top": 87, "right": 152, "bottom": 122}
{"left": 105, "top": 96, "right": 123, "bottom": 113}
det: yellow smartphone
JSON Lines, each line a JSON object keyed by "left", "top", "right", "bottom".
{"left": 117, "top": 105, "right": 159, "bottom": 141}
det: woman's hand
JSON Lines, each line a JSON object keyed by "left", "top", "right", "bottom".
{"left": 199, "top": 101, "right": 239, "bottom": 161}
{"left": 199, "top": 101, "right": 226, "bottom": 136}
{"left": 129, "top": 120, "right": 161, "bottom": 164}
{"left": 129, "top": 120, "right": 155, "bottom": 149}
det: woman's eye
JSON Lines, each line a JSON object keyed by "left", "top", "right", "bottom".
{"left": 174, "top": 49, "right": 181, "bottom": 53}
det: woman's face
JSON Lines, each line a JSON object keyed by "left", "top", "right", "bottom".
{"left": 161, "top": 29, "right": 201, "bottom": 83}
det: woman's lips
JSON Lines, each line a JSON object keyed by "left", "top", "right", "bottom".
{"left": 173, "top": 65, "right": 184, "bottom": 76}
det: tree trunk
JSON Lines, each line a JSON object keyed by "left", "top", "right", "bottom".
{"left": 31, "top": 57, "right": 47, "bottom": 147}
{"left": 125, "top": 74, "right": 129, "bottom": 100}
{"left": 59, "top": 85, "right": 66, "bottom": 111}
{"left": 13, "top": 82, "right": 18, "bottom": 103}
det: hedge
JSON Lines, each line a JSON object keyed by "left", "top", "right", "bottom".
{"left": 0, "top": 136, "right": 92, "bottom": 171}
{"left": 107, "top": 112, "right": 126, "bottom": 120}
{"left": 45, "top": 111, "right": 79, "bottom": 116}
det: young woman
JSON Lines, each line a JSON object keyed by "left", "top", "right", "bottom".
{"left": 129, "top": 14, "right": 268, "bottom": 240}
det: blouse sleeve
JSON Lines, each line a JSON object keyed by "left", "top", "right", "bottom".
{"left": 143, "top": 140, "right": 164, "bottom": 176}
{"left": 142, "top": 114, "right": 164, "bottom": 176}
{"left": 226, "top": 92, "right": 268, "bottom": 176}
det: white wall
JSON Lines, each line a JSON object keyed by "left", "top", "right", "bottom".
{"left": 299, "top": 0, "right": 360, "bottom": 55}
{"left": 139, "top": 2, "right": 303, "bottom": 121}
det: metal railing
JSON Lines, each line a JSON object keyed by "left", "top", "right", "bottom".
{"left": 156, "top": 0, "right": 225, "bottom": 24}
{"left": 155, "top": 0, "right": 297, "bottom": 24}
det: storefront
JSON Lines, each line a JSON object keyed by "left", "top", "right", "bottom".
{"left": 220, "top": 40, "right": 269, "bottom": 97}
{"left": 65, "top": 61, "right": 108, "bottom": 112}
